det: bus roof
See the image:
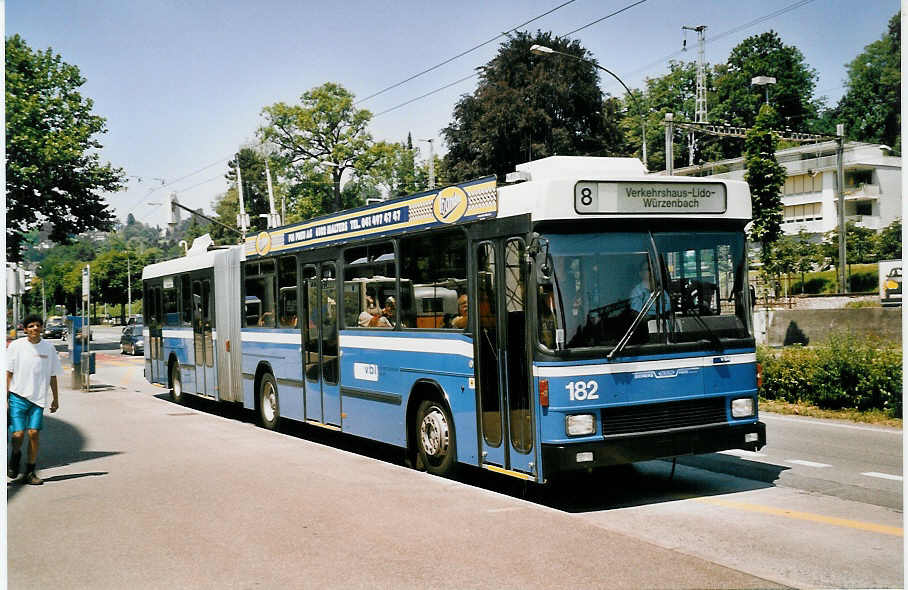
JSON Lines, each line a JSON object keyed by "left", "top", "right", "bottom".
{"left": 238, "top": 156, "right": 751, "bottom": 259}
{"left": 498, "top": 156, "right": 752, "bottom": 222}
{"left": 142, "top": 246, "right": 241, "bottom": 280}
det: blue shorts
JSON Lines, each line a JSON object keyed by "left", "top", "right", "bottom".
{"left": 8, "top": 393, "right": 44, "bottom": 433}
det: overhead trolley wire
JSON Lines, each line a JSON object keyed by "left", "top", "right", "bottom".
{"left": 627, "top": 0, "right": 816, "bottom": 77}
{"left": 124, "top": 155, "right": 231, "bottom": 215}
{"left": 371, "top": 0, "right": 650, "bottom": 118}
{"left": 355, "top": 0, "right": 579, "bottom": 106}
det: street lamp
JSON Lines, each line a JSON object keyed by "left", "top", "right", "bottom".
{"left": 530, "top": 44, "right": 647, "bottom": 169}
{"left": 751, "top": 76, "right": 776, "bottom": 106}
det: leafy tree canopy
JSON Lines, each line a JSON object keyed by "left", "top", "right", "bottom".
{"left": 831, "top": 12, "right": 900, "bottom": 151}
{"left": 443, "top": 31, "right": 622, "bottom": 182}
{"left": 6, "top": 34, "right": 125, "bottom": 261}
{"left": 713, "top": 31, "right": 821, "bottom": 132}
{"left": 260, "top": 83, "right": 381, "bottom": 213}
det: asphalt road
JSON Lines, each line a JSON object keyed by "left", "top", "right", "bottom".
{"left": 6, "top": 342, "right": 904, "bottom": 589}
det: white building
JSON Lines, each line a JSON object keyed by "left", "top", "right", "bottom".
{"left": 672, "top": 141, "right": 901, "bottom": 237}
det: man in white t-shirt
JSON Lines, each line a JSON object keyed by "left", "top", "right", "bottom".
{"left": 7, "top": 314, "right": 63, "bottom": 485}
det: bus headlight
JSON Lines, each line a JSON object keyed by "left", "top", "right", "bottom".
{"left": 565, "top": 414, "right": 596, "bottom": 436}
{"left": 731, "top": 397, "right": 755, "bottom": 418}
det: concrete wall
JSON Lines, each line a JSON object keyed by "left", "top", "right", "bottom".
{"left": 756, "top": 308, "right": 902, "bottom": 347}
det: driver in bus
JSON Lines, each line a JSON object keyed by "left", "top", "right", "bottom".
{"left": 629, "top": 260, "right": 670, "bottom": 317}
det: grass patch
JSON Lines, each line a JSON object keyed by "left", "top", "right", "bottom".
{"left": 760, "top": 398, "right": 902, "bottom": 429}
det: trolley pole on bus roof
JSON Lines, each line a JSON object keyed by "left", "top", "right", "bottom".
{"left": 235, "top": 154, "right": 250, "bottom": 240}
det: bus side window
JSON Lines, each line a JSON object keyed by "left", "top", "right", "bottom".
{"left": 343, "top": 242, "right": 396, "bottom": 329}
{"left": 399, "top": 229, "right": 467, "bottom": 329}
{"left": 243, "top": 261, "right": 276, "bottom": 328}
{"left": 180, "top": 274, "right": 192, "bottom": 326}
{"left": 278, "top": 256, "right": 298, "bottom": 328}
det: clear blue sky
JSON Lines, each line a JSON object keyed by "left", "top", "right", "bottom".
{"left": 7, "top": 0, "right": 900, "bottom": 230}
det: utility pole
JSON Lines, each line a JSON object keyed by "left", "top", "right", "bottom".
{"left": 127, "top": 253, "right": 132, "bottom": 320}
{"left": 682, "top": 25, "right": 708, "bottom": 166}
{"left": 664, "top": 113, "right": 674, "bottom": 175}
{"left": 836, "top": 124, "right": 847, "bottom": 293}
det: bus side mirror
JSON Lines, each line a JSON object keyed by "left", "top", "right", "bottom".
{"left": 529, "top": 234, "right": 552, "bottom": 281}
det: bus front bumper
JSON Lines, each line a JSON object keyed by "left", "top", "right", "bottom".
{"left": 541, "top": 421, "right": 766, "bottom": 472}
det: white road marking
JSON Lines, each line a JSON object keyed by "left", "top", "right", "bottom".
{"left": 786, "top": 459, "right": 832, "bottom": 468}
{"left": 861, "top": 472, "right": 903, "bottom": 481}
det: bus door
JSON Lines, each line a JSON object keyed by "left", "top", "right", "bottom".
{"left": 148, "top": 285, "right": 164, "bottom": 384}
{"left": 192, "top": 277, "right": 214, "bottom": 396}
{"left": 302, "top": 262, "right": 340, "bottom": 426}
{"left": 474, "top": 237, "right": 536, "bottom": 476}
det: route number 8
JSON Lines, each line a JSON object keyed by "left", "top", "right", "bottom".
{"left": 566, "top": 380, "right": 599, "bottom": 401}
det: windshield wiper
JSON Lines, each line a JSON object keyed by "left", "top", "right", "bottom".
{"left": 608, "top": 287, "right": 663, "bottom": 360}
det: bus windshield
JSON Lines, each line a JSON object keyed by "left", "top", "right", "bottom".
{"left": 537, "top": 230, "right": 751, "bottom": 353}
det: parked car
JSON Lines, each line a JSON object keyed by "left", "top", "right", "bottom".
{"left": 120, "top": 325, "right": 144, "bottom": 356}
{"left": 43, "top": 320, "right": 67, "bottom": 339}
{"left": 884, "top": 266, "right": 902, "bottom": 300}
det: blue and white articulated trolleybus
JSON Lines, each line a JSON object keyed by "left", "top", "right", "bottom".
{"left": 141, "top": 156, "right": 766, "bottom": 483}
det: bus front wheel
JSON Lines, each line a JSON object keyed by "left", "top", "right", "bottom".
{"left": 170, "top": 362, "right": 185, "bottom": 404}
{"left": 258, "top": 373, "right": 280, "bottom": 431}
{"left": 415, "top": 400, "right": 456, "bottom": 476}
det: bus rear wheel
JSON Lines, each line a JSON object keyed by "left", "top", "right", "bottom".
{"left": 170, "top": 362, "right": 185, "bottom": 404}
{"left": 258, "top": 373, "right": 280, "bottom": 431}
{"left": 415, "top": 400, "right": 456, "bottom": 476}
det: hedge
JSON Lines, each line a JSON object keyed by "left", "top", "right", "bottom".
{"left": 757, "top": 332, "right": 902, "bottom": 417}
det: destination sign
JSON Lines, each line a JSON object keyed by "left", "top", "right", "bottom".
{"left": 575, "top": 181, "right": 727, "bottom": 215}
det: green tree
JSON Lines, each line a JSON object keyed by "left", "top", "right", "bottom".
{"left": 443, "top": 31, "right": 622, "bottom": 182}
{"left": 628, "top": 61, "right": 725, "bottom": 171}
{"left": 712, "top": 31, "right": 822, "bottom": 158}
{"left": 793, "top": 230, "right": 822, "bottom": 293}
{"left": 260, "top": 83, "right": 381, "bottom": 213}
{"left": 763, "top": 234, "right": 799, "bottom": 297}
{"left": 744, "top": 105, "right": 786, "bottom": 264}
{"left": 875, "top": 218, "right": 902, "bottom": 260}
{"left": 5, "top": 35, "right": 125, "bottom": 261}
{"left": 831, "top": 13, "right": 900, "bottom": 151}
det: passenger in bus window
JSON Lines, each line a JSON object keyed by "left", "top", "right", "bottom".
{"left": 370, "top": 296, "right": 396, "bottom": 328}
{"left": 450, "top": 294, "right": 468, "bottom": 329}
{"left": 358, "top": 296, "right": 379, "bottom": 327}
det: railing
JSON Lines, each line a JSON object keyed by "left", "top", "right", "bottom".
{"left": 844, "top": 183, "right": 880, "bottom": 197}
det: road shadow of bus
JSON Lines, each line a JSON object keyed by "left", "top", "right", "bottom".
{"left": 7, "top": 415, "right": 118, "bottom": 500}
{"left": 152, "top": 392, "right": 411, "bottom": 466}
{"left": 152, "top": 393, "right": 790, "bottom": 514}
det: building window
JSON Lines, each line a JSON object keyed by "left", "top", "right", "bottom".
{"left": 845, "top": 169, "right": 873, "bottom": 188}
{"left": 855, "top": 201, "right": 873, "bottom": 216}
{"left": 784, "top": 173, "right": 821, "bottom": 195}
